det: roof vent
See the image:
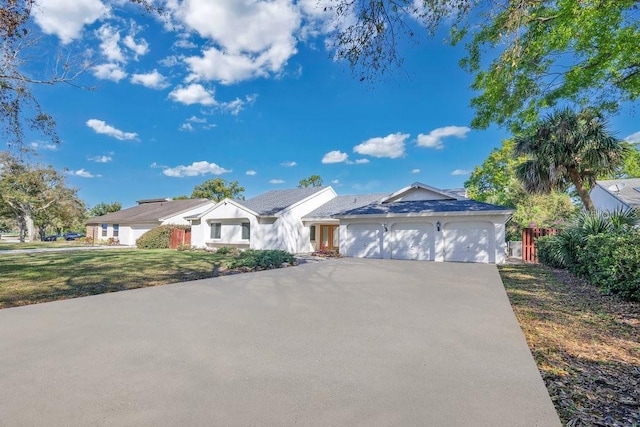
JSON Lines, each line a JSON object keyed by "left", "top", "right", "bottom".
{"left": 607, "top": 183, "right": 625, "bottom": 194}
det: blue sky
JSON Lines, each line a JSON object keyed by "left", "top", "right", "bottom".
{"left": 23, "top": 0, "right": 640, "bottom": 209}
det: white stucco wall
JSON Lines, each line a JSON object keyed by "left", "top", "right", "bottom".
{"left": 191, "top": 188, "right": 337, "bottom": 253}
{"left": 192, "top": 202, "right": 256, "bottom": 249}
{"left": 590, "top": 186, "right": 627, "bottom": 212}
{"left": 274, "top": 188, "right": 337, "bottom": 253}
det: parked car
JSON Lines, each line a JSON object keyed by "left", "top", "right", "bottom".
{"left": 63, "top": 232, "right": 85, "bottom": 241}
{"left": 43, "top": 234, "right": 62, "bottom": 241}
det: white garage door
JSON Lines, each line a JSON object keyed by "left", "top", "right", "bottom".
{"left": 346, "top": 223, "right": 383, "bottom": 258}
{"left": 443, "top": 221, "right": 492, "bottom": 263}
{"left": 389, "top": 222, "right": 435, "bottom": 260}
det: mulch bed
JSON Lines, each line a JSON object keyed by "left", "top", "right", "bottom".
{"left": 546, "top": 269, "right": 639, "bottom": 426}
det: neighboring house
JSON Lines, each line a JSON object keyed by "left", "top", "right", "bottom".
{"left": 86, "top": 198, "right": 214, "bottom": 245}
{"left": 188, "top": 182, "right": 513, "bottom": 263}
{"left": 590, "top": 178, "right": 640, "bottom": 212}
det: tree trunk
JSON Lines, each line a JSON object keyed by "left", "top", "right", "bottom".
{"left": 568, "top": 168, "right": 595, "bottom": 212}
{"left": 24, "top": 207, "right": 36, "bottom": 242}
{"left": 16, "top": 213, "right": 26, "bottom": 243}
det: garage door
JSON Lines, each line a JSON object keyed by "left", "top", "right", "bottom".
{"left": 443, "top": 221, "right": 492, "bottom": 263}
{"left": 346, "top": 223, "right": 383, "bottom": 258}
{"left": 389, "top": 222, "right": 435, "bottom": 260}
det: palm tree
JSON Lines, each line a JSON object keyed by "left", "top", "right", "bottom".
{"left": 514, "top": 108, "right": 626, "bottom": 211}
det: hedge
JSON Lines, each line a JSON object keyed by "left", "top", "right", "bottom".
{"left": 136, "top": 225, "right": 189, "bottom": 249}
{"left": 537, "top": 230, "right": 640, "bottom": 301}
{"left": 228, "top": 249, "right": 295, "bottom": 270}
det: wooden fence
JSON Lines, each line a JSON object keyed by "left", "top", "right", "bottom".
{"left": 522, "top": 227, "right": 559, "bottom": 263}
{"left": 170, "top": 228, "right": 191, "bottom": 249}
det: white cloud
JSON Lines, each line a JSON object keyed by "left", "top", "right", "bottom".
{"left": 173, "top": 0, "right": 300, "bottom": 84}
{"left": 68, "top": 168, "right": 100, "bottom": 178}
{"left": 86, "top": 119, "right": 138, "bottom": 141}
{"left": 331, "top": 179, "right": 340, "bottom": 185}
{"left": 322, "top": 150, "right": 348, "bottom": 164}
{"left": 168, "top": 84, "right": 216, "bottom": 106}
{"left": 174, "top": 38, "right": 197, "bottom": 49}
{"left": 355, "top": 158, "right": 370, "bottom": 164}
{"left": 179, "top": 115, "right": 216, "bottom": 131}
{"left": 162, "top": 161, "right": 231, "bottom": 177}
{"left": 281, "top": 161, "right": 297, "bottom": 167}
{"left": 353, "top": 133, "right": 408, "bottom": 158}
{"left": 416, "top": 126, "right": 471, "bottom": 149}
{"left": 93, "top": 63, "right": 127, "bottom": 82}
{"left": 30, "top": 141, "right": 57, "bottom": 151}
{"left": 451, "top": 169, "right": 471, "bottom": 176}
{"left": 96, "top": 24, "right": 125, "bottom": 63}
{"left": 220, "top": 95, "right": 257, "bottom": 115}
{"left": 88, "top": 155, "right": 112, "bottom": 163}
{"left": 411, "top": 168, "right": 421, "bottom": 174}
{"left": 159, "top": 55, "right": 182, "bottom": 67}
{"left": 269, "top": 179, "right": 285, "bottom": 184}
{"left": 246, "top": 170, "right": 257, "bottom": 176}
{"left": 123, "top": 34, "right": 149, "bottom": 57}
{"left": 32, "top": 0, "right": 108, "bottom": 44}
{"left": 130, "top": 70, "right": 170, "bottom": 89}
{"left": 624, "top": 131, "right": 640, "bottom": 144}
{"left": 179, "top": 122, "right": 194, "bottom": 132}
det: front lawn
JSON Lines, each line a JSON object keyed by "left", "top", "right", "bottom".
{"left": 0, "top": 240, "right": 91, "bottom": 250}
{"left": 499, "top": 264, "right": 639, "bottom": 426}
{"left": 0, "top": 249, "right": 252, "bottom": 308}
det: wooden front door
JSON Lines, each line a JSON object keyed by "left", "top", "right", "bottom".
{"left": 319, "top": 225, "right": 338, "bottom": 251}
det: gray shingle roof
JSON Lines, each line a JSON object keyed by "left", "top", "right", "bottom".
{"left": 86, "top": 199, "right": 211, "bottom": 224}
{"left": 303, "top": 194, "right": 389, "bottom": 219}
{"left": 236, "top": 186, "right": 328, "bottom": 216}
{"left": 334, "top": 199, "right": 514, "bottom": 217}
{"left": 595, "top": 178, "right": 640, "bottom": 208}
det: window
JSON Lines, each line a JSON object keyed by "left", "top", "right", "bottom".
{"left": 241, "top": 222, "right": 250, "bottom": 240}
{"left": 101, "top": 224, "right": 107, "bottom": 237}
{"left": 210, "top": 222, "right": 221, "bottom": 239}
{"left": 113, "top": 224, "right": 119, "bottom": 238}
{"left": 310, "top": 225, "right": 316, "bottom": 242}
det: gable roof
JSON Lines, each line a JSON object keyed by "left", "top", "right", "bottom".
{"left": 334, "top": 199, "right": 514, "bottom": 217}
{"left": 594, "top": 178, "right": 640, "bottom": 209}
{"left": 86, "top": 199, "right": 212, "bottom": 225}
{"left": 380, "top": 182, "right": 458, "bottom": 203}
{"left": 236, "top": 186, "right": 330, "bottom": 216}
{"left": 303, "top": 193, "right": 389, "bottom": 219}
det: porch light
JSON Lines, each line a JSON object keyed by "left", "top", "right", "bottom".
{"left": 383, "top": 223, "right": 388, "bottom": 232}
{"left": 436, "top": 221, "right": 441, "bottom": 232}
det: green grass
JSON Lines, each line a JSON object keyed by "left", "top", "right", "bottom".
{"left": 0, "top": 241, "right": 91, "bottom": 250}
{"left": 0, "top": 249, "right": 237, "bottom": 308}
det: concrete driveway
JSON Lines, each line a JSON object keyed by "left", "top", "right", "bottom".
{"left": 0, "top": 258, "right": 559, "bottom": 426}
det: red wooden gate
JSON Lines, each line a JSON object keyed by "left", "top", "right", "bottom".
{"left": 522, "top": 227, "right": 558, "bottom": 263}
{"left": 170, "top": 228, "right": 191, "bottom": 249}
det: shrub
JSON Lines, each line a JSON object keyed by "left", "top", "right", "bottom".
{"left": 536, "top": 209, "right": 640, "bottom": 301}
{"left": 136, "top": 225, "right": 189, "bottom": 249}
{"left": 579, "top": 232, "right": 640, "bottom": 301}
{"left": 215, "top": 246, "right": 235, "bottom": 255}
{"left": 228, "top": 249, "right": 295, "bottom": 270}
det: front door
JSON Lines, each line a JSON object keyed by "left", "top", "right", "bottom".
{"left": 319, "top": 225, "right": 338, "bottom": 251}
